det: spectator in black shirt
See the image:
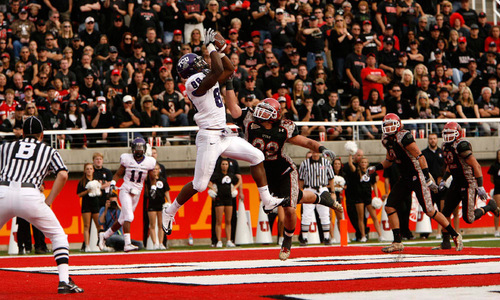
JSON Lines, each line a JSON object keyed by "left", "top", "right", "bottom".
{"left": 467, "top": 24, "right": 485, "bottom": 56}
{"left": 456, "top": 0, "right": 478, "bottom": 30}
{"left": 311, "top": 77, "right": 328, "bottom": 106}
{"left": 477, "top": 12, "right": 491, "bottom": 39}
{"left": 140, "top": 95, "right": 161, "bottom": 138}
{"left": 264, "top": 61, "right": 285, "bottom": 98}
{"left": 320, "top": 91, "right": 343, "bottom": 140}
{"left": 115, "top": 95, "right": 142, "bottom": 144}
{"left": 345, "top": 38, "right": 366, "bottom": 97}
{"left": 79, "top": 17, "right": 101, "bottom": 48}
{"left": 269, "top": 8, "right": 295, "bottom": 53}
{"left": 385, "top": 83, "right": 417, "bottom": 131}
{"left": 158, "top": 77, "right": 188, "bottom": 127}
{"left": 43, "top": 97, "right": 66, "bottom": 146}
{"left": 450, "top": 36, "right": 475, "bottom": 85}
{"left": 298, "top": 96, "right": 325, "bottom": 139}
{"left": 238, "top": 75, "right": 263, "bottom": 107}
{"left": 130, "top": 0, "right": 162, "bottom": 40}
{"left": 239, "top": 41, "right": 264, "bottom": 72}
{"left": 462, "top": 58, "right": 483, "bottom": 98}
{"left": 377, "top": 36, "right": 399, "bottom": 75}
{"left": 433, "top": 87, "right": 457, "bottom": 131}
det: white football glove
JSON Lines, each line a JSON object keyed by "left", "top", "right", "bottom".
{"left": 426, "top": 179, "right": 438, "bottom": 193}
{"left": 438, "top": 180, "right": 447, "bottom": 192}
{"left": 204, "top": 28, "right": 216, "bottom": 46}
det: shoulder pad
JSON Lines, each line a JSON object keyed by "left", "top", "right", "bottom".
{"left": 456, "top": 139, "right": 472, "bottom": 154}
{"left": 400, "top": 130, "right": 415, "bottom": 147}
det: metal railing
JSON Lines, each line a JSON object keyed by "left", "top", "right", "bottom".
{"left": 2, "top": 118, "right": 499, "bottom": 148}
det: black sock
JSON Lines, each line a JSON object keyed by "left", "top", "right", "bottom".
{"left": 283, "top": 227, "right": 294, "bottom": 249}
{"left": 442, "top": 233, "right": 451, "bottom": 246}
{"left": 318, "top": 191, "right": 334, "bottom": 208}
{"left": 393, "top": 228, "right": 402, "bottom": 243}
{"left": 445, "top": 225, "right": 458, "bottom": 237}
{"left": 474, "top": 208, "right": 484, "bottom": 221}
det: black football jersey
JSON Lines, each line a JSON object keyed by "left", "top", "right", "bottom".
{"left": 381, "top": 130, "right": 420, "bottom": 179}
{"left": 442, "top": 138, "right": 475, "bottom": 186}
{"left": 237, "top": 109, "right": 299, "bottom": 176}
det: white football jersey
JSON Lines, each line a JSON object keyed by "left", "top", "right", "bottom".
{"left": 120, "top": 153, "right": 156, "bottom": 191}
{"left": 185, "top": 72, "right": 226, "bottom": 129}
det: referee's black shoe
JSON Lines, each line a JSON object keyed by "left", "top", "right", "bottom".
{"left": 58, "top": 277, "right": 84, "bottom": 294}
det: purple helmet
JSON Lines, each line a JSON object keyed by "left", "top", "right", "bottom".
{"left": 177, "top": 53, "right": 209, "bottom": 79}
{"left": 131, "top": 137, "right": 147, "bottom": 159}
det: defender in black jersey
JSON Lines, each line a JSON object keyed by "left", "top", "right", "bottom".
{"left": 225, "top": 80, "right": 340, "bottom": 261}
{"left": 368, "top": 113, "right": 462, "bottom": 253}
{"left": 435, "top": 122, "right": 499, "bottom": 249}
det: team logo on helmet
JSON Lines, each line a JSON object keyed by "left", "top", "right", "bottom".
{"left": 177, "top": 53, "right": 209, "bottom": 79}
{"left": 382, "top": 113, "right": 402, "bottom": 135}
{"left": 442, "top": 121, "right": 462, "bottom": 143}
{"left": 253, "top": 98, "right": 281, "bottom": 122}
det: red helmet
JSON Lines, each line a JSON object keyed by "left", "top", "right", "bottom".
{"left": 442, "top": 121, "right": 462, "bottom": 143}
{"left": 382, "top": 113, "right": 402, "bottom": 135}
{"left": 253, "top": 98, "right": 281, "bottom": 122}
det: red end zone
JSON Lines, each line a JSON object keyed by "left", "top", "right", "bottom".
{"left": 1, "top": 246, "right": 500, "bottom": 299}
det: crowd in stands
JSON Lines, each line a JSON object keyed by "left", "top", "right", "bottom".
{"left": 0, "top": 0, "right": 500, "bottom": 146}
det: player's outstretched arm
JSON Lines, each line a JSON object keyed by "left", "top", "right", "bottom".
{"left": 225, "top": 78, "right": 242, "bottom": 119}
{"left": 287, "top": 135, "right": 335, "bottom": 160}
{"left": 45, "top": 170, "right": 68, "bottom": 206}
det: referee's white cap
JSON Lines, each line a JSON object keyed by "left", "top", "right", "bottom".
{"left": 23, "top": 116, "right": 44, "bottom": 134}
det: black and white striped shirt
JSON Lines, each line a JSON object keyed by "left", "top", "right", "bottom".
{"left": 298, "top": 157, "right": 334, "bottom": 188}
{"left": 0, "top": 137, "right": 67, "bottom": 188}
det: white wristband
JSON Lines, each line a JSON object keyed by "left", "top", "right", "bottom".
{"left": 219, "top": 53, "right": 226, "bottom": 58}
{"left": 207, "top": 43, "right": 217, "bottom": 54}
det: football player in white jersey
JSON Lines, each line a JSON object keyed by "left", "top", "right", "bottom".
{"left": 99, "top": 137, "right": 156, "bottom": 252}
{"left": 162, "top": 29, "right": 288, "bottom": 235}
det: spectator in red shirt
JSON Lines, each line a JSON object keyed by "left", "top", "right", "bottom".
{"left": 0, "top": 89, "right": 18, "bottom": 124}
{"left": 360, "top": 53, "right": 390, "bottom": 102}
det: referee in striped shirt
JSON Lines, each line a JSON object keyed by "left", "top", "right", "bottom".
{"left": 0, "top": 117, "right": 83, "bottom": 294}
{"left": 298, "top": 151, "right": 335, "bottom": 245}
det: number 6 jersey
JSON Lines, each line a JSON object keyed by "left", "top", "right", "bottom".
{"left": 185, "top": 72, "right": 226, "bottom": 129}
{"left": 120, "top": 153, "right": 156, "bottom": 191}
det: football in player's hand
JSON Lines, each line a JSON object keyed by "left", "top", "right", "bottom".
{"left": 213, "top": 32, "right": 227, "bottom": 52}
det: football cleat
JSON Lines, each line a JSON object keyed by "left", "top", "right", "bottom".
{"left": 332, "top": 200, "right": 344, "bottom": 213}
{"left": 279, "top": 235, "right": 293, "bottom": 261}
{"left": 381, "top": 242, "right": 404, "bottom": 253}
{"left": 98, "top": 232, "right": 106, "bottom": 251}
{"left": 124, "top": 244, "right": 139, "bottom": 252}
{"left": 453, "top": 233, "right": 463, "bottom": 251}
{"left": 162, "top": 203, "right": 174, "bottom": 235}
{"left": 58, "top": 278, "right": 84, "bottom": 294}
{"left": 263, "top": 196, "right": 290, "bottom": 214}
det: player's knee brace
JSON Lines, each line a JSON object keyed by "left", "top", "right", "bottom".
{"left": 429, "top": 210, "right": 438, "bottom": 219}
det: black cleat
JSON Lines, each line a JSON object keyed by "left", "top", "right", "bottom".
{"left": 58, "top": 278, "right": 84, "bottom": 294}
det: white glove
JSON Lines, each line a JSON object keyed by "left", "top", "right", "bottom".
{"left": 208, "top": 189, "right": 217, "bottom": 198}
{"left": 426, "top": 179, "right": 438, "bottom": 193}
{"left": 438, "top": 180, "right": 447, "bottom": 192}
{"left": 204, "top": 28, "right": 216, "bottom": 46}
{"left": 231, "top": 189, "right": 238, "bottom": 198}
{"left": 110, "top": 180, "right": 117, "bottom": 192}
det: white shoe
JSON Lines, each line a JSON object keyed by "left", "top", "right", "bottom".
{"left": 162, "top": 204, "right": 174, "bottom": 235}
{"left": 436, "top": 234, "right": 442, "bottom": 239}
{"left": 226, "top": 240, "right": 236, "bottom": 248}
{"left": 360, "top": 236, "right": 367, "bottom": 243}
{"left": 153, "top": 243, "right": 160, "bottom": 250}
{"left": 98, "top": 232, "right": 106, "bottom": 251}
{"left": 159, "top": 244, "right": 167, "bottom": 250}
{"left": 84, "top": 246, "right": 92, "bottom": 253}
{"left": 495, "top": 231, "right": 500, "bottom": 237}
{"left": 263, "top": 196, "right": 290, "bottom": 214}
{"left": 216, "top": 241, "right": 223, "bottom": 248}
{"left": 124, "top": 244, "right": 139, "bottom": 252}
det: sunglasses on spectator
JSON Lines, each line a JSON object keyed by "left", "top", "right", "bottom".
{"left": 69, "top": 104, "right": 76, "bottom": 107}
{"left": 317, "top": 82, "right": 325, "bottom": 85}
{"left": 392, "top": 89, "right": 401, "bottom": 92}
{"left": 64, "top": 25, "right": 71, "bottom": 28}
{"left": 40, "top": 77, "right": 48, "bottom": 79}
{"left": 141, "top": 88, "right": 149, "bottom": 90}
{"left": 46, "top": 38, "right": 54, "bottom": 41}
